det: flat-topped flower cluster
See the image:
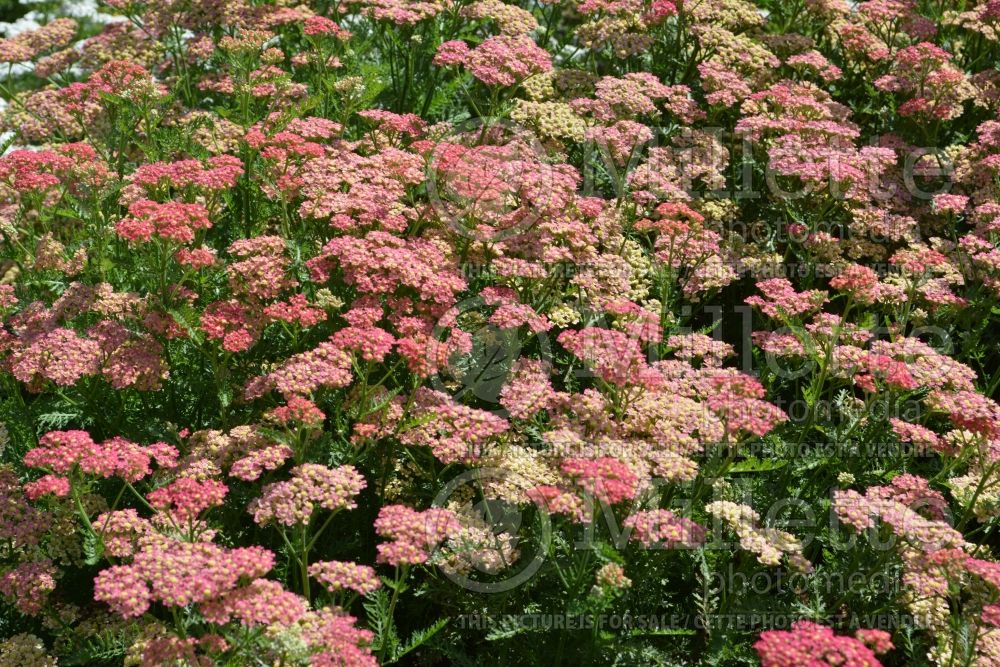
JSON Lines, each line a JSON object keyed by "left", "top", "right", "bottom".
{"left": 0, "top": 0, "right": 999, "bottom": 665}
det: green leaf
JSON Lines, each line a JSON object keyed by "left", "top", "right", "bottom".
{"left": 83, "top": 527, "right": 105, "bottom": 566}
{"left": 629, "top": 628, "right": 698, "bottom": 637}
{"left": 388, "top": 618, "right": 449, "bottom": 663}
{"left": 169, "top": 307, "right": 205, "bottom": 344}
{"left": 53, "top": 207, "right": 84, "bottom": 221}
{"left": 485, "top": 617, "right": 530, "bottom": 641}
{"left": 363, "top": 588, "right": 400, "bottom": 656}
{"left": 36, "top": 411, "right": 82, "bottom": 431}
{"left": 62, "top": 627, "right": 132, "bottom": 666}
{"left": 729, "top": 456, "right": 788, "bottom": 473}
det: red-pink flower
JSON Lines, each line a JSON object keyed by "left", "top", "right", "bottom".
{"left": 746, "top": 278, "right": 827, "bottom": 320}
{"left": 251, "top": 464, "right": 366, "bottom": 527}
{"left": 0, "top": 559, "right": 57, "bottom": 615}
{"left": 24, "top": 430, "right": 177, "bottom": 483}
{"left": 199, "top": 578, "right": 307, "bottom": 627}
{"left": 115, "top": 200, "right": 211, "bottom": 244}
{"left": 754, "top": 621, "right": 887, "bottom": 666}
{"left": 94, "top": 542, "right": 275, "bottom": 617}
{"left": 624, "top": 510, "right": 706, "bottom": 548}
{"left": 23, "top": 474, "right": 70, "bottom": 500}
{"left": 9, "top": 327, "right": 101, "bottom": 387}
{"left": 310, "top": 560, "right": 382, "bottom": 595}
{"left": 201, "top": 299, "right": 263, "bottom": 353}
{"left": 560, "top": 457, "right": 639, "bottom": 505}
{"left": 130, "top": 156, "right": 243, "bottom": 193}
{"left": 303, "top": 16, "right": 351, "bottom": 39}
{"left": 374, "top": 505, "right": 460, "bottom": 566}
{"left": 437, "top": 35, "right": 551, "bottom": 87}
{"left": 398, "top": 388, "right": 509, "bottom": 463}
{"left": 147, "top": 477, "right": 228, "bottom": 522}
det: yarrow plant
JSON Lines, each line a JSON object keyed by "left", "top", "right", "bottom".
{"left": 0, "top": 0, "right": 999, "bottom": 665}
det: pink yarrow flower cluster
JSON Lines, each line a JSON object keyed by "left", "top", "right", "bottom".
{"left": 755, "top": 621, "right": 891, "bottom": 666}
{"left": 309, "top": 560, "right": 382, "bottom": 595}
{"left": 114, "top": 200, "right": 212, "bottom": 244}
{"left": 434, "top": 36, "right": 552, "bottom": 87}
{"left": 93, "top": 542, "right": 275, "bottom": 618}
{"left": 147, "top": 477, "right": 228, "bottom": 522}
{"left": 374, "top": 505, "right": 461, "bottom": 566}
{"left": 746, "top": 278, "right": 828, "bottom": 320}
{"left": 24, "top": 430, "right": 178, "bottom": 484}
{"left": 250, "top": 464, "right": 366, "bottom": 526}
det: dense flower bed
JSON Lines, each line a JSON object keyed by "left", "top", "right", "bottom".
{"left": 1, "top": 0, "right": 1000, "bottom": 665}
